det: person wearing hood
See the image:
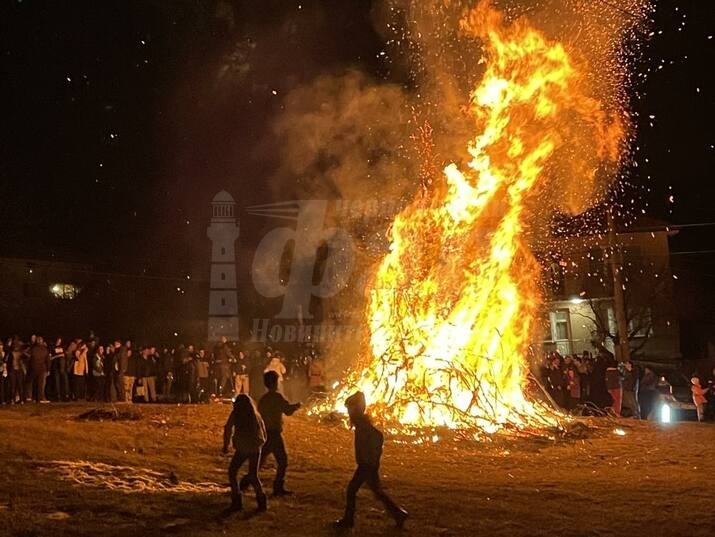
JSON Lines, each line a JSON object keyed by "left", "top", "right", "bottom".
{"left": 333, "top": 391, "right": 408, "bottom": 530}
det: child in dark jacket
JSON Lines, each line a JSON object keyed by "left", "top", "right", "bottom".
{"left": 334, "top": 391, "right": 408, "bottom": 530}
{"left": 222, "top": 394, "right": 267, "bottom": 512}
{"left": 240, "top": 370, "right": 301, "bottom": 496}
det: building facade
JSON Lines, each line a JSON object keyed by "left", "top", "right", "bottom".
{"left": 539, "top": 221, "right": 681, "bottom": 363}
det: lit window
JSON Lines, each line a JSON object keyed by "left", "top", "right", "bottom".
{"left": 49, "top": 283, "right": 81, "bottom": 300}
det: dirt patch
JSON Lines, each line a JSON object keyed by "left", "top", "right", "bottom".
{"left": 77, "top": 407, "right": 142, "bottom": 422}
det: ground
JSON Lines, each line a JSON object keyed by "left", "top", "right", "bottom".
{"left": 0, "top": 403, "right": 713, "bottom": 537}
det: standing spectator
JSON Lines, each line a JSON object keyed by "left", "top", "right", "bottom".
{"left": 160, "top": 348, "right": 174, "bottom": 401}
{"left": 308, "top": 355, "right": 326, "bottom": 394}
{"left": 544, "top": 354, "right": 565, "bottom": 408}
{"left": 589, "top": 352, "right": 610, "bottom": 408}
{"left": 197, "top": 349, "right": 210, "bottom": 402}
{"left": 9, "top": 340, "right": 26, "bottom": 404}
{"left": 705, "top": 367, "right": 715, "bottom": 421}
{"left": 0, "top": 341, "right": 7, "bottom": 404}
{"left": 213, "top": 336, "right": 234, "bottom": 397}
{"left": 621, "top": 361, "right": 640, "bottom": 418}
{"left": 234, "top": 350, "right": 250, "bottom": 395}
{"left": 51, "top": 338, "right": 69, "bottom": 401}
{"left": 181, "top": 344, "right": 199, "bottom": 403}
{"left": 639, "top": 366, "right": 658, "bottom": 420}
{"left": 265, "top": 351, "right": 287, "bottom": 394}
{"left": 249, "top": 350, "right": 265, "bottom": 400}
{"left": 605, "top": 358, "right": 623, "bottom": 417}
{"left": 691, "top": 376, "right": 709, "bottom": 422}
{"left": 104, "top": 342, "right": 118, "bottom": 401}
{"left": 29, "top": 336, "right": 51, "bottom": 403}
{"left": 565, "top": 365, "right": 581, "bottom": 410}
{"left": 91, "top": 345, "right": 106, "bottom": 402}
{"left": 138, "top": 347, "right": 157, "bottom": 403}
{"left": 146, "top": 347, "right": 158, "bottom": 402}
{"left": 576, "top": 354, "right": 591, "bottom": 400}
{"left": 118, "top": 340, "right": 135, "bottom": 403}
{"left": 72, "top": 343, "right": 89, "bottom": 400}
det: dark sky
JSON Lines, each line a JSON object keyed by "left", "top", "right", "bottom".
{"left": 0, "top": 0, "right": 713, "bottom": 274}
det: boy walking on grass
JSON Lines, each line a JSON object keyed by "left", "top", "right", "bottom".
{"left": 334, "top": 391, "right": 408, "bottom": 530}
{"left": 240, "top": 370, "right": 301, "bottom": 496}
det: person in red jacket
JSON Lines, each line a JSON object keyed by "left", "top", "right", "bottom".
{"left": 333, "top": 391, "right": 408, "bottom": 530}
{"left": 691, "top": 376, "right": 709, "bottom": 422}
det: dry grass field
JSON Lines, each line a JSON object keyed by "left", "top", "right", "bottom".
{"left": 0, "top": 403, "right": 713, "bottom": 537}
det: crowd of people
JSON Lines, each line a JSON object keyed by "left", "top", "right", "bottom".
{"left": 539, "top": 349, "right": 715, "bottom": 421}
{"left": 0, "top": 334, "right": 327, "bottom": 406}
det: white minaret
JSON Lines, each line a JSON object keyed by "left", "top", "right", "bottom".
{"left": 207, "top": 190, "right": 240, "bottom": 341}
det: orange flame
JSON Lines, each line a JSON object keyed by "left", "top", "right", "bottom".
{"left": 333, "top": 2, "right": 636, "bottom": 433}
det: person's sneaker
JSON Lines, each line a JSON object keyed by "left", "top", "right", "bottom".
{"left": 229, "top": 495, "right": 243, "bottom": 512}
{"left": 333, "top": 518, "right": 354, "bottom": 530}
{"left": 40, "top": 399, "right": 50, "bottom": 404}
{"left": 256, "top": 494, "right": 267, "bottom": 512}
{"left": 394, "top": 508, "right": 409, "bottom": 529}
{"left": 272, "top": 488, "right": 294, "bottom": 497}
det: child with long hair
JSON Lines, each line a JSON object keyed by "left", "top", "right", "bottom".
{"left": 222, "top": 394, "right": 267, "bottom": 512}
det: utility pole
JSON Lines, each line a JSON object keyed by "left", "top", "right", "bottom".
{"left": 607, "top": 208, "right": 630, "bottom": 362}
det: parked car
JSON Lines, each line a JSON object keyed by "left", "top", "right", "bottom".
{"left": 653, "top": 372, "right": 697, "bottom": 422}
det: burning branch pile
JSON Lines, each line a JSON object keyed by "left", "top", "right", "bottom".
{"left": 324, "top": 1, "right": 648, "bottom": 436}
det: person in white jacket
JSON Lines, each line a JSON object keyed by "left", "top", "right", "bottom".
{"left": 264, "top": 351, "right": 287, "bottom": 393}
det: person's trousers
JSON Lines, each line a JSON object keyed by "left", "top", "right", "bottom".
{"left": 143, "top": 377, "right": 156, "bottom": 402}
{"left": 696, "top": 403, "right": 705, "bottom": 422}
{"left": 622, "top": 390, "right": 640, "bottom": 418}
{"left": 343, "top": 464, "right": 402, "bottom": 524}
{"left": 241, "top": 430, "right": 288, "bottom": 492}
{"left": 234, "top": 375, "right": 249, "bottom": 395}
{"left": 228, "top": 449, "right": 265, "bottom": 506}
{"left": 122, "top": 375, "right": 135, "bottom": 402}
{"left": 32, "top": 372, "right": 47, "bottom": 402}
{"left": 54, "top": 370, "right": 69, "bottom": 400}
{"left": 10, "top": 370, "right": 25, "bottom": 402}
{"left": 71, "top": 374, "right": 86, "bottom": 400}
{"left": 262, "top": 430, "right": 288, "bottom": 487}
{"left": 608, "top": 388, "right": 623, "bottom": 416}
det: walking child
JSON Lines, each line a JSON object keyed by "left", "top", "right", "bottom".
{"left": 240, "top": 370, "right": 301, "bottom": 495}
{"left": 334, "top": 391, "right": 408, "bottom": 530}
{"left": 222, "top": 394, "right": 268, "bottom": 512}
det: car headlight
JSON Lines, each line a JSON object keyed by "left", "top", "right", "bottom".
{"left": 660, "top": 403, "right": 671, "bottom": 423}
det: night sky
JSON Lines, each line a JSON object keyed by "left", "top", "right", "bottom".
{"left": 1, "top": 0, "right": 713, "bottom": 274}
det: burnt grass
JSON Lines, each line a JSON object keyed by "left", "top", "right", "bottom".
{"left": 0, "top": 403, "right": 713, "bottom": 537}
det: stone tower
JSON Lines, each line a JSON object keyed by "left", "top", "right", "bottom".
{"left": 206, "top": 190, "right": 240, "bottom": 341}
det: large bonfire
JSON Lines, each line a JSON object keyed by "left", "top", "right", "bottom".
{"left": 330, "top": 1, "right": 647, "bottom": 434}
